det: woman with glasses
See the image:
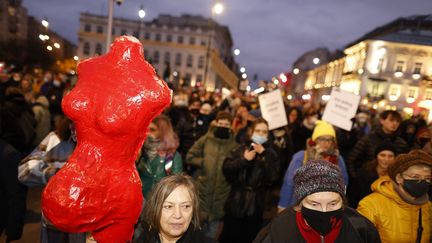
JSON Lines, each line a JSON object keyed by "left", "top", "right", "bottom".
{"left": 358, "top": 150, "right": 432, "bottom": 243}
{"left": 137, "top": 114, "right": 183, "bottom": 198}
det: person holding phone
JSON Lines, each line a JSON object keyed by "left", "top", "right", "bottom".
{"left": 220, "top": 118, "right": 280, "bottom": 243}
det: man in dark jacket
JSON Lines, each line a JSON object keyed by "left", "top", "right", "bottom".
{"left": 0, "top": 139, "right": 27, "bottom": 242}
{"left": 176, "top": 99, "right": 210, "bottom": 164}
{"left": 346, "top": 110, "right": 408, "bottom": 178}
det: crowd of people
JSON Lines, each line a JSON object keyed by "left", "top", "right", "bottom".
{"left": 0, "top": 70, "right": 431, "bottom": 243}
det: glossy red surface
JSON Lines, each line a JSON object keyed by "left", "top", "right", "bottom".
{"left": 42, "top": 36, "right": 172, "bottom": 242}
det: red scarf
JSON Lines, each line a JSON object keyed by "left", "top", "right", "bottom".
{"left": 295, "top": 211, "right": 342, "bottom": 243}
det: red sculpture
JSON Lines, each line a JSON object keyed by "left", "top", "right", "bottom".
{"left": 42, "top": 36, "right": 172, "bottom": 242}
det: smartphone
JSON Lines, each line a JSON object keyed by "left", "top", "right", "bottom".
{"left": 248, "top": 143, "right": 255, "bottom": 151}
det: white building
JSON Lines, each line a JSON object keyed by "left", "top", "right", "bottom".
{"left": 304, "top": 15, "right": 432, "bottom": 117}
{"left": 78, "top": 13, "right": 239, "bottom": 91}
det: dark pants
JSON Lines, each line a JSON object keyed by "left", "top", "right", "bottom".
{"left": 219, "top": 214, "right": 262, "bottom": 243}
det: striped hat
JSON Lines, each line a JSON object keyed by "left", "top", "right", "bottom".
{"left": 294, "top": 160, "right": 346, "bottom": 203}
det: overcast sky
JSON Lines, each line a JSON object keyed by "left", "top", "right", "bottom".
{"left": 23, "top": 0, "right": 431, "bottom": 81}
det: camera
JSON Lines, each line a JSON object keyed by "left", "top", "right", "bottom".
{"left": 115, "top": 0, "right": 123, "bottom": 6}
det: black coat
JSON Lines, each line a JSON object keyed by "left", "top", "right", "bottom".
{"left": 176, "top": 113, "right": 209, "bottom": 158}
{"left": 223, "top": 141, "right": 280, "bottom": 218}
{"left": 135, "top": 225, "right": 216, "bottom": 243}
{"left": 0, "top": 139, "right": 27, "bottom": 241}
{"left": 253, "top": 207, "right": 381, "bottom": 243}
{"left": 346, "top": 127, "right": 408, "bottom": 178}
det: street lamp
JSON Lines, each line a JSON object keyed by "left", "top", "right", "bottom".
{"left": 203, "top": 1, "right": 224, "bottom": 89}
{"left": 240, "top": 67, "right": 246, "bottom": 73}
{"left": 41, "top": 18, "right": 49, "bottom": 28}
{"left": 233, "top": 48, "right": 240, "bottom": 56}
{"left": 106, "top": 0, "right": 125, "bottom": 53}
{"left": 138, "top": 5, "right": 146, "bottom": 19}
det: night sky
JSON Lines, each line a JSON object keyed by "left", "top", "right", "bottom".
{"left": 24, "top": 0, "right": 431, "bottom": 81}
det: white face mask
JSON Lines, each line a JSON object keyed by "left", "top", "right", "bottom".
{"left": 251, "top": 134, "right": 268, "bottom": 144}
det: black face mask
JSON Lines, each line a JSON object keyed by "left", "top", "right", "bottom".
{"left": 402, "top": 180, "right": 430, "bottom": 198}
{"left": 214, "top": 126, "right": 230, "bottom": 139}
{"left": 190, "top": 108, "right": 200, "bottom": 116}
{"left": 301, "top": 207, "right": 343, "bottom": 236}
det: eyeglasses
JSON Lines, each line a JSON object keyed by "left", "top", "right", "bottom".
{"left": 316, "top": 137, "right": 334, "bottom": 143}
{"left": 402, "top": 173, "right": 432, "bottom": 184}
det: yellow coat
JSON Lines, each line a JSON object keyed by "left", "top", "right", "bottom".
{"left": 357, "top": 176, "right": 431, "bottom": 243}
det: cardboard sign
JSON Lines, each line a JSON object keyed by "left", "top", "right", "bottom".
{"left": 258, "top": 89, "right": 288, "bottom": 130}
{"left": 322, "top": 87, "right": 361, "bottom": 131}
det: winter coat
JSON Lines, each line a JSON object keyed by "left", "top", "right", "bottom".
{"left": 0, "top": 139, "right": 27, "bottom": 242}
{"left": 357, "top": 176, "right": 431, "bottom": 243}
{"left": 223, "top": 141, "right": 280, "bottom": 218}
{"left": 137, "top": 151, "right": 183, "bottom": 198}
{"left": 32, "top": 96, "right": 51, "bottom": 146}
{"left": 176, "top": 112, "right": 210, "bottom": 158}
{"left": 347, "top": 127, "right": 408, "bottom": 178}
{"left": 278, "top": 150, "right": 349, "bottom": 208}
{"left": 253, "top": 207, "right": 381, "bottom": 243}
{"left": 186, "top": 127, "right": 239, "bottom": 221}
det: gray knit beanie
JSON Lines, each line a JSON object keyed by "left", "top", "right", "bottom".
{"left": 293, "top": 160, "right": 346, "bottom": 203}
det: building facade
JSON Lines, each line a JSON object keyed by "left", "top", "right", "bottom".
{"left": 304, "top": 15, "right": 432, "bottom": 116}
{"left": 78, "top": 13, "right": 239, "bottom": 91}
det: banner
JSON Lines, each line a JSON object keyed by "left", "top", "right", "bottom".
{"left": 322, "top": 87, "right": 361, "bottom": 131}
{"left": 258, "top": 89, "right": 288, "bottom": 130}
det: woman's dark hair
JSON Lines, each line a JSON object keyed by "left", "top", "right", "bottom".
{"left": 287, "top": 106, "right": 303, "bottom": 124}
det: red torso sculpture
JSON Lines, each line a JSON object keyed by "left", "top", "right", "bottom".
{"left": 42, "top": 36, "right": 172, "bottom": 243}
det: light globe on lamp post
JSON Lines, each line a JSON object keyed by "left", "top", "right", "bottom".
{"left": 137, "top": 4, "right": 146, "bottom": 40}
{"left": 41, "top": 18, "right": 49, "bottom": 28}
{"left": 234, "top": 48, "right": 240, "bottom": 56}
{"left": 203, "top": 1, "right": 223, "bottom": 90}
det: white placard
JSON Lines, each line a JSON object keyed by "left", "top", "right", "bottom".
{"left": 258, "top": 89, "right": 288, "bottom": 130}
{"left": 322, "top": 87, "right": 361, "bottom": 131}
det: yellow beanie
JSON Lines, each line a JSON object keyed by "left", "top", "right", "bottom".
{"left": 312, "top": 120, "right": 336, "bottom": 141}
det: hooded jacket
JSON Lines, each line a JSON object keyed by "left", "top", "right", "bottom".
{"left": 357, "top": 176, "right": 431, "bottom": 243}
{"left": 186, "top": 127, "right": 239, "bottom": 221}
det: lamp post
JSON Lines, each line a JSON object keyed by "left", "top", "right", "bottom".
{"left": 138, "top": 4, "right": 145, "bottom": 39}
{"left": 203, "top": 1, "right": 223, "bottom": 89}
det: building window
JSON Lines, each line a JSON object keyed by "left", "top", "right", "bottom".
{"left": 83, "top": 42, "right": 90, "bottom": 55}
{"left": 164, "top": 52, "right": 171, "bottom": 63}
{"left": 413, "top": 62, "right": 422, "bottom": 74}
{"left": 200, "top": 39, "right": 206, "bottom": 46}
{"left": 153, "top": 51, "right": 160, "bottom": 64}
{"left": 96, "top": 26, "right": 103, "bottom": 34}
{"left": 144, "top": 32, "right": 151, "bottom": 40}
{"left": 198, "top": 56, "right": 205, "bottom": 69}
{"left": 196, "top": 74, "right": 203, "bottom": 83}
{"left": 155, "top": 33, "right": 161, "bottom": 41}
{"left": 187, "top": 54, "right": 193, "bottom": 67}
{"left": 166, "top": 35, "right": 172, "bottom": 42}
{"left": 389, "top": 85, "right": 400, "bottom": 96}
{"left": 425, "top": 89, "right": 432, "bottom": 100}
{"left": 95, "top": 43, "right": 102, "bottom": 55}
{"left": 394, "top": 60, "right": 404, "bottom": 72}
{"left": 376, "top": 58, "right": 384, "bottom": 72}
{"left": 407, "top": 87, "right": 418, "bottom": 98}
{"left": 84, "top": 24, "right": 91, "bottom": 32}
{"left": 189, "top": 37, "right": 195, "bottom": 45}
{"left": 184, "top": 73, "right": 192, "bottom": 86}
{"left": 178, "top": 35, "right": 184, "bottom": 44}
{"left": 175, "top": 53, "right": 182, "bottom": 66}
{"left": 121, "top": 29, "right": 127, "bottom": 35}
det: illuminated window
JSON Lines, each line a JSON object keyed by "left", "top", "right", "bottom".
{"left": 425, "top": 89, "right": 432, "bottom": 100}
{"left": 407, "top": 87, "right": 418, "bottom": 98}
{"left": 376, "top": 58, "right": 384, "bottom": 71}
